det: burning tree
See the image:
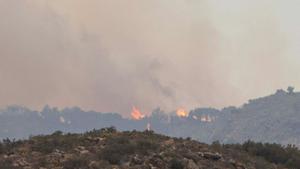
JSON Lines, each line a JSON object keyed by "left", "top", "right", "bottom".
{"left": 131, "top": 106, "right": 145, "bottom": 120}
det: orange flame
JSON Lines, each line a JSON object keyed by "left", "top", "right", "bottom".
{"left": 131, "top": 106, "right": 145, "bottom": 120}
{"left": 176, "top": 108, "right": 189, "bottom": 117}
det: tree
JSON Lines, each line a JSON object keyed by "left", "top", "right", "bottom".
{"left": 287, "top": 86, "right": 295, "bottom": 94}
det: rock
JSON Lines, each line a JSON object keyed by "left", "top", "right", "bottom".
{"left": 54, "top": 149, "right": 63, "bottom": 154}
{"left": 131, "top": 155, "right": 143, "bottom": 165}
{"left": 89, "top": 161, "right": 99, "bottom": 168}
{"left": 229, "top": 159, "right": 246, "bottom": 169}
{"left": 86, "top": 136, "right": 93, "bottom": 141}
{"left": 197, "top": 152, "right": 204, "bottom": 157}
{"left": 183, "top": 151, "right": 200, "bottom": 162}
{"left": 7, "top": 154, "right": 19, "bottom": 159}
{"left": 148, "top": 156, "right": 165, "bottom": 168}
{"left": 236, "top": 163, "right": 246, "bottom": 169}
{"left": 86, "top": 136, "right": 105, "bottom": 143}
{"left": 24, "top": 167, "right": 33, "bottom": 169}
{"left": 186, "top": 159, "right": 199, "bottom": 169}
{"left": 80, "top": 149, "right": 90, "bottom": 155}
{"left": 12, "top": 158, "right": 29, "bottom": 167}
{"left": 62, "top": 153, "right": 73, "bottom": 161}
{"left": 96, "top": 137, "right": 105, "bottom": 142}
{"left": 31, "top": 151, "right": 42, "bottom": 157}
{"left": 52, "top": 149, "right": 65, "bottom": 158}
{"left": 163, "top": 139, "right": 175, "bottom": 146}
{"left": 111, "top": 165, "right": 120, "bottom": 169}
{"left": 74, "top": 146, "right": 90, "bottom": 154}
{"left": 203, "top": 152, "right": 222, "bottom": 160}
{"left": 149, "top": 163, "right": 159, "bottom": 169}
{"left": 77, "top": 146, "right": 86, "bottom": 150}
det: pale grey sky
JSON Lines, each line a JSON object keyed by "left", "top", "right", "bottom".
{"left": 0, "top": 0, "right": 299, "bottom": 116}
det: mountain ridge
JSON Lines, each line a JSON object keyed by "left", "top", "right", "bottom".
{"left": 1, "top": 88, "right": 300, "bottom": 147}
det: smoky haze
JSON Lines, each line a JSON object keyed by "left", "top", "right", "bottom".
{"left": 0, "top": 0, "right": 299, "bottom": 116}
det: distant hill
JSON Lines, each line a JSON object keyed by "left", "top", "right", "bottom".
{"left": 1, "top": 88, "right": 300, "bottom": 147}
{"left": 208, "top": 88, "right": 300, "bottom": 146}
{"left": 1, "top": 128, "right": 297, "bottom": 169}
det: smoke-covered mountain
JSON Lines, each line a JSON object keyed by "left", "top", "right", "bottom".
{"left": 1, "top": 88, "right": 300, "bottom": 147}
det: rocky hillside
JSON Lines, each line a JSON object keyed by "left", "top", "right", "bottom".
{"left": 0, "top": 128, "right": 294, "bottom": 169}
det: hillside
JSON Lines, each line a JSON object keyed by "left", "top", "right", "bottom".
{"left": 1, "top": 88, "right": 300, "bottom": 147}
{"left": 209, "top": 89, "right": 300, "bottom": 146}
{"left": 0, "top": 128, "right": 294, "bottom": 169}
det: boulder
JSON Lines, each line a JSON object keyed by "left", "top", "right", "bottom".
{"left": 186, "top": 159, "right": 199, "bottom": 169}
{"left": 131, "top": 155, "right": 143, "bottom": 165}
{"left": 203, "top": 152, "right": 222, "bottom": 161}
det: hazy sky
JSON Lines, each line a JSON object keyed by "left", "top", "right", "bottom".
{"left": 1, "top": 0, "right": 300, "bottom": 116}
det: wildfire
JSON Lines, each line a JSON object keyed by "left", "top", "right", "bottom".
{"left": 131, "top": 106, "right": 145, "bottom": 120}
{"left": 176, "top": 108, "right": 189, "bottom": 117}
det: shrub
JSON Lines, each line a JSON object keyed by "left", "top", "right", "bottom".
{"left": 211, "top": 141, "right": 222, "bottom": 152}
{"left": 99, "top": 134, "right": 159, "bottom": 164}
{"left": 0, "top": 142, "right": 3, "bottom": 154}
{"left": 52, "top": 130, "right": 63, "bottom": 136}
{"left": 99, "top": 136, "right": 135, "bottom": 164}
{"left": 101, "top": 126, "right": 117, "bottom": 134}
{"left": 63, "top": 157, "right": 89, "bottom": 169}
{"left": 31, "top": 132, "right": 85, "bottom": 154}
{"left": 226, "top": 140, "right": 300, "bottom": 169}
{"left": 1, "top": 138, "right": 23, "bottom": 154}
{"left": 0, "top": 159, "right": 21, "bottom": 169}
{"left": 84, "top": 129, "right": 102, "bottom": 137}
{"left": 170, "top": 158, "right": 184, "bottom": 169}
{"left": 254, "top": 157, "right": 274, "bottom": 169}
{"left": 136, "top": 139, "right": 159, "bottom": 155}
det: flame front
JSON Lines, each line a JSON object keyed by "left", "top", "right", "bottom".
{"left": 131, "top": 106, "right": 145, "bottom": 120}
{"left": 176, "top": 108, "right": 189, "bottom": 117}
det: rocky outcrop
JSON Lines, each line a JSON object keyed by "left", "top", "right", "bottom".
{"left": 0, "top": 129, "right": 283, "bottom": 169}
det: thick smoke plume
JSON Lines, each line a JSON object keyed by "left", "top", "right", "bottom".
{"left": 0, "top": 0, "right": 299, "bottom": 116}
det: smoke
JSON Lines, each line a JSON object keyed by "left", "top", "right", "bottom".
{"left": 0, "top": 0, "right": 298, "bottom": 116}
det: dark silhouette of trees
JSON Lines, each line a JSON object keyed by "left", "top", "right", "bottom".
{"left": 226, "top": 140, "right": 300, "bottom": 169}
{"left": 287, "top": 86, "right": 295, "bottom": 94}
